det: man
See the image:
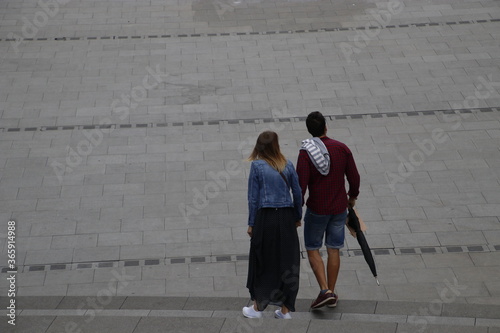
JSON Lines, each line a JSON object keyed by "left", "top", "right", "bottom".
{"left": 296, "top": 111, "right": 360, "bottom": 309}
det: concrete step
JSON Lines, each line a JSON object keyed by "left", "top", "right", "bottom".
{"left": 2, "top": 296, "right": 500, "bottom": 332}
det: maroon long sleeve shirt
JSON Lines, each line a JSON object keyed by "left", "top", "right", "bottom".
{"left": 296, "top": 136, "right": 360, "bottom": 215}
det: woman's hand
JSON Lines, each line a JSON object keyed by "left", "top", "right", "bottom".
{"left": 295, "top": 220, "right": 302, "bottom": 228}
{"left": 247, "top": 226, "right": 253, "bottom": 237}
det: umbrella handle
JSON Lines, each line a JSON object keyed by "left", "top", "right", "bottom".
{"left": 375, "top": 277, "right": 380, "bottom": 286}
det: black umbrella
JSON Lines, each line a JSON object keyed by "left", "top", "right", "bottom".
{"left": 347, "top": 207, "right": 379, "bottom": 285}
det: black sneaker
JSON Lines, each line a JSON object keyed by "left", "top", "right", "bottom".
{"left": 326, "top": 293, "right": 338, "bottom": 308}
{"left": 310, "top": 291, "right": 335, "bottom": 309}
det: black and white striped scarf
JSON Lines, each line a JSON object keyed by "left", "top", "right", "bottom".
{"left": 300, "top": 137, "right": 330, "bottom": 176}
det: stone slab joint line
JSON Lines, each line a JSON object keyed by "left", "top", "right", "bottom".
{"left": 0, "top": 18, "right": 499, "bottom": 43}
{"left": 1, "top": 244, "right": 498, "bottom": 274}
{"left": 13, "top": 309, "right": 500, "bottom": 328}
{"left": 0, "top": 108, "right": 498, "bottom": 133}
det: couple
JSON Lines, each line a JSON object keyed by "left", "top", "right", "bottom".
{"left": 243, "top": 111, "right": 360, "bottom": 319}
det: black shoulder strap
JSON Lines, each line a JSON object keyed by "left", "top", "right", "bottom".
{"left": 279, "top": 171, "right": 290, "bottom": 188}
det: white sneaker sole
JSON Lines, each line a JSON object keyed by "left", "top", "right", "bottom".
{"left": 274, "top": 309, "right": 291, "bottom": 319}
{"left": 242, "top": 306, "right": 262, "bottom": 319}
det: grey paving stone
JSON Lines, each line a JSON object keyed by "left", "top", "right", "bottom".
{"left": 220, "top": 316, "right": 310, "bottom": 333}
{"left": 91, "top": 309, "right": 152, "bottom": 317}
{"left": 97, "top": 232, "right": 143, "bottom": 247}
{"left": 469, "top": 252, "right": 500, "bottom": 267}
{"left": 404, "top": 267, "right": 457, "bottom": 284}
{"left": 120, "top": 244, "right": 166, "bottom": 260}
{"left": 376, "top": 300, "right": 438, "bottom": 316}
{"left": 121, "top": 217, "right": 165, "bottom": 232}
{"left": 66, "top": 280, "right": 119, "bottom": 297}
{"left": 17, "top": 186, "right": 61, "bottom": 200}
{"left": 56, "top": 296, "right": 126, "bottom": 311}
{"left": 73, "top": 246, "right": 120, "bottom": 262}
{"left": 143, "top": 230, "right": 187, "bottom": 245}
{"left": 397, "top": 323, "right": 488, "bottom": 333}
{"left": 328, "top": 299, "right": 378, "bottom": 314}
{"left": 46, "top": 316, "right": 140, "bottom": 333}
{"left": 100, "top": 207, "right": 144, "bottom": 221}
{"left": 17, "top": 284, "right": 68, "bottom": 296}
{"left": 436, "top": 231, "right": 487, "bottom": 246}
{"left": 51, "top": 234, "right": 98, "bottom": 249}
{"left": 342, "top": 313, "right": 408, "bottom": 323}
{"left": 36, "top": 197, "right": 81, "bottom": 211}
{"left": 14, "top": 296, "right": 64, "bottom": 310}
{"left": 120, "top": 296, "right": 188, "bottom": 310}
{"left": 421, "top": 253, "right": 475, "bottom": 268}
{"left": 309, "top": 320, "right": 397, "bottom": 333}
{"left": 443, "top": 303, "right": 500, "bottom": 319}
{"left": 423, "top": 206, "right": 472, "bottom": 219}
{"left": 117, "top": 279, "right": 166, "bottom": 296}
{"left": 484, "top": 281, "right": 500, "bottom": 296}
{"left": 211, "top": 240, "right": 250, "bottom": 256}
{"left": 16, "top": 271, "right": 47, "bottom": 288}
{"left": 123, "top": 194, "right": 165, "bottom": 207}
{"left": 453, "top": 217, "right": 500, "bottom": 231}
{"left": 468, "top": 204, "right": 500, "bottom": 218}
{"left": 44, "top": 269, "right": 95, "bottom": 286}
{"left": 165, "top": 276, "right": 214, "bottom": 294}
{"left": 413, "top": 182, "right": 459, "bottom": 195}
{"left": 15, "top": 236, "right": 52, "bottom": 252}
{"left": 453, "top": 266, "right": 500, "bottom": 284}
{"left": 84, "top": 174, "right": 125, "bottom": 185}
{"left": 30, "top": 221, "right": 76, "bottom": 237}
{"left": 80, "top": 195, "right": 123, "bottom": 210}
{"left": 76, "top": 219, "right": 121, "bottom": 234}
{"left": 0, "top": 315, "right": 55, "bottom": 333}
{"left": 134, "top": 317, "right": 225, "bottom": 333}
{"left": 164, "top": 242, "right": 211, "bottom": 258}
{"left": 93, "top": 266, "right": 142, "bottom": 284}
{"left": 181, "top": 297, "right": 244, "bottom": 311}
{"left": 385, "top": 283, "right": 443, "bottom": 301}
{"left": 408, "top": 315, "right": 476, "bottom": 327}
{"left": 0, "top": 199, "right": 37, "bottom": 212}
{"left": 375, "top": 255, "right": 427, "bottom": 271}
{"left": 213, "top": 275, "right": 247, "bottom": 292}
{"left": 380, "top": 207, "right": 427, "bottom": 221}
{"left": 24, "top": 249, "right": 74, "bottom": 265}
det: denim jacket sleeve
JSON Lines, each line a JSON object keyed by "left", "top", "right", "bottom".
{"left": 247, "top": 161, "right": 260, "bottom": 226}
{"left": 285, "top": 161, "right": 303, "bottom": 221}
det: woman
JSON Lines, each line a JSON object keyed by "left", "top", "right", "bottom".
{"left": 243, "top": 131, "right": 302, "bottom": 320}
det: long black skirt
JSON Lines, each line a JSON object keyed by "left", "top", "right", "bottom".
{"left": 246, "top": 207, "right": 300, "bottom": 312}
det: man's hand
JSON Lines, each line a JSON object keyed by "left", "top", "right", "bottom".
{"left": 295, "top": 220, "right": 302, "bottom": 228}
{"left": 247, "top": 226, "right": 253, "bottom": 237}
{"left": 348, "top": 197, "right": 357, "bottom": 208}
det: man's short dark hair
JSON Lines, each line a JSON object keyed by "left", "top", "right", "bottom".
{"left": 306, "top": 111, "right": 326, "bottom": 137}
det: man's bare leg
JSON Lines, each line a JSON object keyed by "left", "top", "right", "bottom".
{"left": 307, "top": 249, "right": 329, "bottom": 291}
{"left": 326, "top": 247, "right": 340, "bottom": 292}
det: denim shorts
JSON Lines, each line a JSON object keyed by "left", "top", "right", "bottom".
{"left": 304, "top": 208, "right": 347, "bottom": 251}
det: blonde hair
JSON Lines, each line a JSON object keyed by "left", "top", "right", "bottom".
{"left": 248, "top": 131, "right": 287, "bottom": 172}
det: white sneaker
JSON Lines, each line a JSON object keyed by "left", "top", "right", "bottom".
{"left": 274, "top": 309, "right": 292, "bottom": 319}
{"left": 242, "top": 306, "right": 263, "bottom": 318}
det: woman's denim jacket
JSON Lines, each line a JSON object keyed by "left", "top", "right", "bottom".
{"left": 248, "top": 159, "right": 302, "bottom": 226}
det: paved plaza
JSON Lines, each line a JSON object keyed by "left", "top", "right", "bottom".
{"left": 1, "top": 0, "right": 500, "bottom": 331}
